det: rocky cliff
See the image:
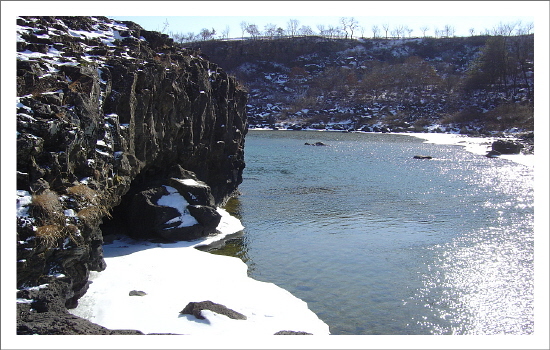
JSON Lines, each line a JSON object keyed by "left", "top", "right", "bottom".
{"left": 16, "top": 16, "right": 247, "bottom": 334}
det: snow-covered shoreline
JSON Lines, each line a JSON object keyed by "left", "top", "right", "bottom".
{"left": 249, "top": 128, "right": 535, "bottom": 167}
{"left": 404, "top": 132, "right": 534, "bottom": 167}
{"left": 69, "top": 208, "right": 330, "bottom": 336}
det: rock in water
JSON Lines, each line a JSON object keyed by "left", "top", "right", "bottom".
{"left": 180, "top": 301, "right": 247, "bottom": 320}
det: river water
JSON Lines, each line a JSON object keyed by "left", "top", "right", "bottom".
{"left": 213, "top": 130, "right": 534, "bottom": 335}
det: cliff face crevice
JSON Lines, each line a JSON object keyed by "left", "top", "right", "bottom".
{"left": 16, "top": 16, "right": 247, "bottom": 333}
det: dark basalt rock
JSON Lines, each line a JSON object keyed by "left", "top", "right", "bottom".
{"left": 180, "top": 300, "right": 247, "bottom": 320}
{"left": 16, "top": 16, "right": 247, "bottom": 334}
{"left": 129, "top": 290, "right": 147, "bottom": 296}
{"left": 274, "top": 330, "right": 313, "bottom": 335}
{"left": 124, "top": 176, "right": 222, "bottom": 241}
{"left": 491, "top": 139, "right": 524, "bottom": 154}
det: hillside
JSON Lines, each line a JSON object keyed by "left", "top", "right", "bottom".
{"left": 191, "top": 35, "right": 534, "bottom": 135}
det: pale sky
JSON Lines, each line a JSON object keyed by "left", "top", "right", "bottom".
{"left": 104, "top": 1, "right": 539, "bottom": 38}
{"left": 2, "top": 1, "right": 541, "bottom": 38}
{"left": 109, "top": 14, "right": 535, "bottom": 39}
{"left": 102, "top": 1, "right": 537, "bottom": 39}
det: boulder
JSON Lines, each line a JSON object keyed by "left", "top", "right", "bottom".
{"left": 491, "top": 139, "right": 524, "bottom": 154}
{"left": 187, "top": 205, "right": 221, "bottom": 230}
{"left": 274, "top": 330, "right": 313, "bottom": 335}
{"left": 129, "top": 290, "right": 147, "bottom": 296}
{"left": 180, "top": 301, "right": 247, "bottom": 320}
{"left": 126, "top": 176, "right": 221, "bottom": 241}
{"left": 167, "top": 177, "right": 216, "bottom": 207}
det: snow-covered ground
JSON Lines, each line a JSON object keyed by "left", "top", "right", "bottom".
{"left": 407, "top": 132, "right": 534, "bottom": 167}
{"left": 69, "top": 208, "right": 330, "bottom": 336}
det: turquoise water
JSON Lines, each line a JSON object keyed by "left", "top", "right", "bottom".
{"left": 215, "top": 130, "right": 534, "bottom": 335}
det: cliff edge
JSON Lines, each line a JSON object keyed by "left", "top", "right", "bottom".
{"left": 16, "top": 16, "right": 247, "bottom": 334}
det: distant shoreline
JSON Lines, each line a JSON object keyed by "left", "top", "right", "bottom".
{"left": 247, "top": 128, "right": 534, "bottom": 167}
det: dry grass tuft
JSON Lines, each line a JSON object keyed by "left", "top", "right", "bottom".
{"left": 35, "top": 224, "right": 65, "bottom": 248}
{"left": 35, "top": 224, "right": 84, "bottom": 249}
{"left": 484, "top": 103, "right": 534, "bottom": 131}
{"left": 76, "top": 206, "right": 111, "bottom": 223}
{"left": 66, "top": 184, "right": 98, "bottom": 206}
{"left": 30, "top": 190, "right": 64, "bottom": 226}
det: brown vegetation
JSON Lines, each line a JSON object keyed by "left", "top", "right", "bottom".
{"left": 29, "top": 190, "right": 64, "bottom": 226}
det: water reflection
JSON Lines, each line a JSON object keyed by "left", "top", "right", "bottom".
{"left": 210, "top": 131, "right": 534, "bottom": 335}
{"left": 208, "top": 197, "right": 255, "bottom": 274}
{"left": 414, "top": 223, "right": 534, "bottom": 334}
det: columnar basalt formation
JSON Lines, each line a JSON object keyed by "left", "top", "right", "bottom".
{"left": 16, "top": 16, "right": 247, "bottom": 334}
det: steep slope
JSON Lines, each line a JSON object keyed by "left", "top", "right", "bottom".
{"left": 192, "top": 35, "right": 533, "bottom": 134}
{"left": 16, "top": 16, "right": 247, "bottom": 333}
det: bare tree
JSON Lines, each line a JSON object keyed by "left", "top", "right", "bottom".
{"left": 340, "top": 17, "right": 348, "bottom": 38}
{"left": 359, "top": 26, "right": 365, "bottom": 38}
{"left": 317, "top": 24, "right": 326, "bottom": 37}
{"left": 245, "top": 24, "right": 260, "bottom": 39}
{"left": 469, "top": 28, "right": 475, "bottom": 36}
{"left": 405, "top": 26, "right": 413, "bottom": 38}
{"left": 240, "top": 21, "right": 248, "bottom": 39}
{"left": 339, "top": 17, "right": 359, "bottom": 39}
{"left": 185, "top": 32, "right": 196, "bottom": 42}
{"left": 172, "top": 32, "right": 185, "bottom": 44}
{"left": 264, "top": 23, "right": 277, "bottom": 38}
{"left": 515, "top": 21, "right": 534, "bottom": 36}
{"left": 382, "top": 23, "right": 390, "bottom": 39}
{"left": 160, "top": 18, "right": 169, "bottom": 33}
{"left": 443, "top": 24, "right": 455, "bottom": 37}
{"left": 221, "top": 25, "right": 230, "bottom": 40}
{"left": 327, "top": 24, "right": 337, "bottom": 39}
{"left": 372, "top": 24, "right": 380, "bottom": 38}
{"left": 420, "top": 25, "right": 429, "bottom": 37}
{"left": 299, "top": 25, "right": 314, "bottom": 36}
{"left": 523, "top": 21, "right": 534, "bottom": 35}
{"left": 199, "top": 28, "right": 216, "bottom": 41}
{"left": 391, "top": 25, "right": 404, "bottom": 39}
{"left": 349, "top": 17, "right": 359, "bottom": 39}
{"left": 287, "top": 19, "right": 300, "bottom": 37}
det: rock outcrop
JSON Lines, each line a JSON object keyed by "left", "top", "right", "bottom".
{"left": 16, "top": 16, "right": 247, "bottom": 334}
